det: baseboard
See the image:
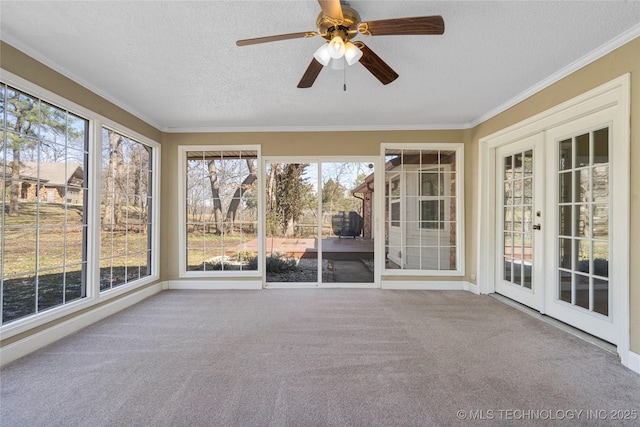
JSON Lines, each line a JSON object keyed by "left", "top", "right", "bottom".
{"left": 628, "top": 350, "right": 640, "bottom": 375}
{"left": 381, "top": 280, "right": 465, "bottom": 290}
{"left": 0, "top": 282, "right": 164, "bottom": 367}
{"left": 463, "top": 281, "right": 480, "bottom": 294}
{"left": 168, "top": 280, "right": 262, "bottom": 290}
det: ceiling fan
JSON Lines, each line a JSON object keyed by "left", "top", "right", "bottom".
{"left": 236, "top": 0, "right": 444, "bottom": 88}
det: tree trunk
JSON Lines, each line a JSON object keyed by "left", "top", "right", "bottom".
{"left": 207, "top": 160, "right": 223, "bottom": 234}
{"left": 103, "top": 132, "right": 124, "bottom": 228}
{"left": 224, "top": 160, "right": 257, "bottom": 234}
{"left": 8, "top": 104, "right": 27, "bottom": 217}
{"left": 8, "top": 147, "right": 21, "bottom": 217}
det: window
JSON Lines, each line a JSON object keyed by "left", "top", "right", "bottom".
{"left": 1, "top": 83, "right": 89, "bottom": 324}
{"left": 384, "top": 145, "right": 463, "bottom": 273}
{"left": 180, "top": 147, "right": 260, "bottom": 275}
{"left": 100, "top": 128, "right": 153, "bottom": 291}
{"left": 0, "top": 74, "right": 159, "bottom": 336}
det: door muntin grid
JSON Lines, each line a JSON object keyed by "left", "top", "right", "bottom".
{"left": 502, "top": 150, "right": 534, "bottom": 289}
{"left": 557, "top": 127, "right": 610, "bottom": 317}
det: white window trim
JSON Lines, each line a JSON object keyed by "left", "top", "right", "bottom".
{"left": 380, "top": 143, "right": 465, "bottom": 276}
{"left": 177, "top": 145, "right": 262, "bottom": 278}
{"left": 477, "top": 74, "right": 630, "bottom": 366}
{"left": 0, "top": 69, "right": 161, "bottom": 340}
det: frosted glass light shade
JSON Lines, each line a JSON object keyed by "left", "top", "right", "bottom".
{"left": 328, "top": 36, "right": 346, "bottom": 59}
{"left": 313, "top": 44, "right": 331, "bottom": 66}
{"left": 344, "top": 41, "right": 363, "bottom": 65}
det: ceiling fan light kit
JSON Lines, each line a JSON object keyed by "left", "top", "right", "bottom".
{"left": 236, "top": 0, "right": 444, "bottom": 89}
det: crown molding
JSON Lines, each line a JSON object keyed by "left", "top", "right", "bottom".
{"left": 468, "top": 24, "right": 640, "bottom": 128}
{"left": 1, "top": 35, "right": 163, "bottom": 131}
{"left": 161, "top": 123, "right": 468, "bottom": 133}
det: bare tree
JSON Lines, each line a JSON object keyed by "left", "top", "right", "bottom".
{"left": 224, "top": 159, "right": 257, "bottom": 233}
{"left": 102, "top": 131, "right": 125, "bottom": 228}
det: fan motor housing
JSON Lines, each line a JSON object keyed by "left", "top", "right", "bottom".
{"left": 317, "top": 6, "right": 360, "bottom": 40}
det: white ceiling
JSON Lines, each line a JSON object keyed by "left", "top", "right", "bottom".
{"left": 1, "top": 1, "right": 639, "bottom": 132}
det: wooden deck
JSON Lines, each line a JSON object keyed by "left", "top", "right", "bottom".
{"left": 249, "top": 237, "right": 374, "bottom": 260}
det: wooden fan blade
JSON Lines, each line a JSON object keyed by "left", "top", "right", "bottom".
{"left": 359, "top": 16, "right": 444, "bottom": 36}
{"left": 236, "top": 31, "right": 318, "bottom": 46}
{"left": 297, "top": 58, "right": 324, "bottom": 88}
{"left": 355, "top": 42, "right": 399, "bottom": 85}
{"left": 318, "top": 0, "right": 343, "bottom": 21}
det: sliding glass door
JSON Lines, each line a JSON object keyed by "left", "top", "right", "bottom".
{"left": 264, "top": 159, "right": 376, "bottom": 286}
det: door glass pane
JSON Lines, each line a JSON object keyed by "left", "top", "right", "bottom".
{"left": 575, "top": 273, "right": 590, "bottom": 310}
{"left": 504, "top": 155, "right": 512, "bottom": 179}
{"left": 513, "top": 179, "right": 522, "bottom": 205}
{"left": 593, "top": 278, "right": 609, "bottom": 316}
{"left": 593, "top": 128, "right": 609, "bottom": 164}
{"left": 322, "top": 162, "right": 374, "bottom": 284}
{"left": 504, "top": 207, "right": 513, "bottom": 231}
{"left": 523, "top": 233, "right": 532, "bottom": 262}
{"left": 523, "top": 178, "right": 533, "bottom": 205}
{"left": 592, "top": 205, "right": 608, "bottom": 238}
{"left": 559, "top": 172, "right": 572, "bottom": 203}
{"left": 513, "top": 207, "right": 523, "bottom": 232}
{"left": 504, "top": 233, "right": 513, "bottom": 257}
{"left": 575, "top": 133, "right": 590, "bottom": 167}
{"left": 574, "top": 169, "right": 590, "bottom": 202}
{"left": 576, "top": 240, "right": 590, "bottom": 273}
{"left": 523, "top": 150, "right": 533, "bottom": 176}
{"left": 513, "top": 153, "right": 523, "bottom": 178}
{"left": 559, "top": 238, "right": 572, "bottom": 269}
{"left": 559, "top": 271, "right": 572, "bottom": 303}
{"left": 504, "top": 258, "right": 512, "bottom": 282}
{"left": 575, "top": 204, "right": 590, "bottom": 237}
{"left": 523, "top": 263, "right": 532, "bottom": 289}
{"left": 592, "top": 242, "right": 608, "bottom": 278}
{"left": 559, "top": 206, "right": 572, "bottom": 236}
{"left": 559, "top": 139, "right": 572, "bottom": 170}
{"left": 592, "top": 166, "right": 608, "bottom": 202}
{"left": 265, "top": 163, "right": 318, "bottom": 283}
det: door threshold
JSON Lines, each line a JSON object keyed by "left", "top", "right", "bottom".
{"left": 489, "top": 293, "right": 617, "bottom": 355}
{"left": 264, "top": 283, "right": 378, "bottom": 289}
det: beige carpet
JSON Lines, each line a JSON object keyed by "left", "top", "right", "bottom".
{"left": 1, "top": 289, "right": 639, "bottom": 426}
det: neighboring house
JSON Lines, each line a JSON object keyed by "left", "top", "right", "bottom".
{"left": 351, "top": 172, "right": 374, "bottom": 240}
{"left": 353, "top": 152, "right": 457, "bottom": 270}
{"left": 1, "top": 162, "right": 84, "bottom": 205}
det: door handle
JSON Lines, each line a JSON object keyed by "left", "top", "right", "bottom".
{"left": 533, "top": 224, "right": 541, "bottom": 230}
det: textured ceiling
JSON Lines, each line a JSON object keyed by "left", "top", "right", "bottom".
{"left": 1, "top": 1, "right": 639, "bottom": 132}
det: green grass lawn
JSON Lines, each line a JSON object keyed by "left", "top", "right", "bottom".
{"left": 2, "top": 202, "right": 149, "bottom": 323}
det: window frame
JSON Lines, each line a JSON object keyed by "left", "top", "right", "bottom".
{"left": 177, "top": 145, "right": 262, "bottom": 278}
{"left": 381, "top": 143, "right": 465, "bottom": 276}
{"left": 98, "top": 124, "right": 159, "bottom": 293}
{"left": 0, "top": 70, "right": 160, "bottom": 340}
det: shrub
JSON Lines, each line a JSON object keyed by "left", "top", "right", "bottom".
{"left": 230, "top": 249, "right": 256, "bottom": 263}
{"left": 263, "top": 255, "right": 297, "bottom": 273}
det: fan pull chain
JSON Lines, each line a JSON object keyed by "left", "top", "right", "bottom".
{"left": 343, "top": 64, "right": 347, "bottom": 91}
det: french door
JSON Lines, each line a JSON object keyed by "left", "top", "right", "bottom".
{"left": 264, "top": 159, "right": 377, "bottom": 287}
{"left": 495, "top": 134, "right": 545, "bottom": 310}
{"left": 543, "top": 109, "right": 618, "bottom": 343}
{"left": 494, "top": 108, "right": 621, "bottom": 344}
